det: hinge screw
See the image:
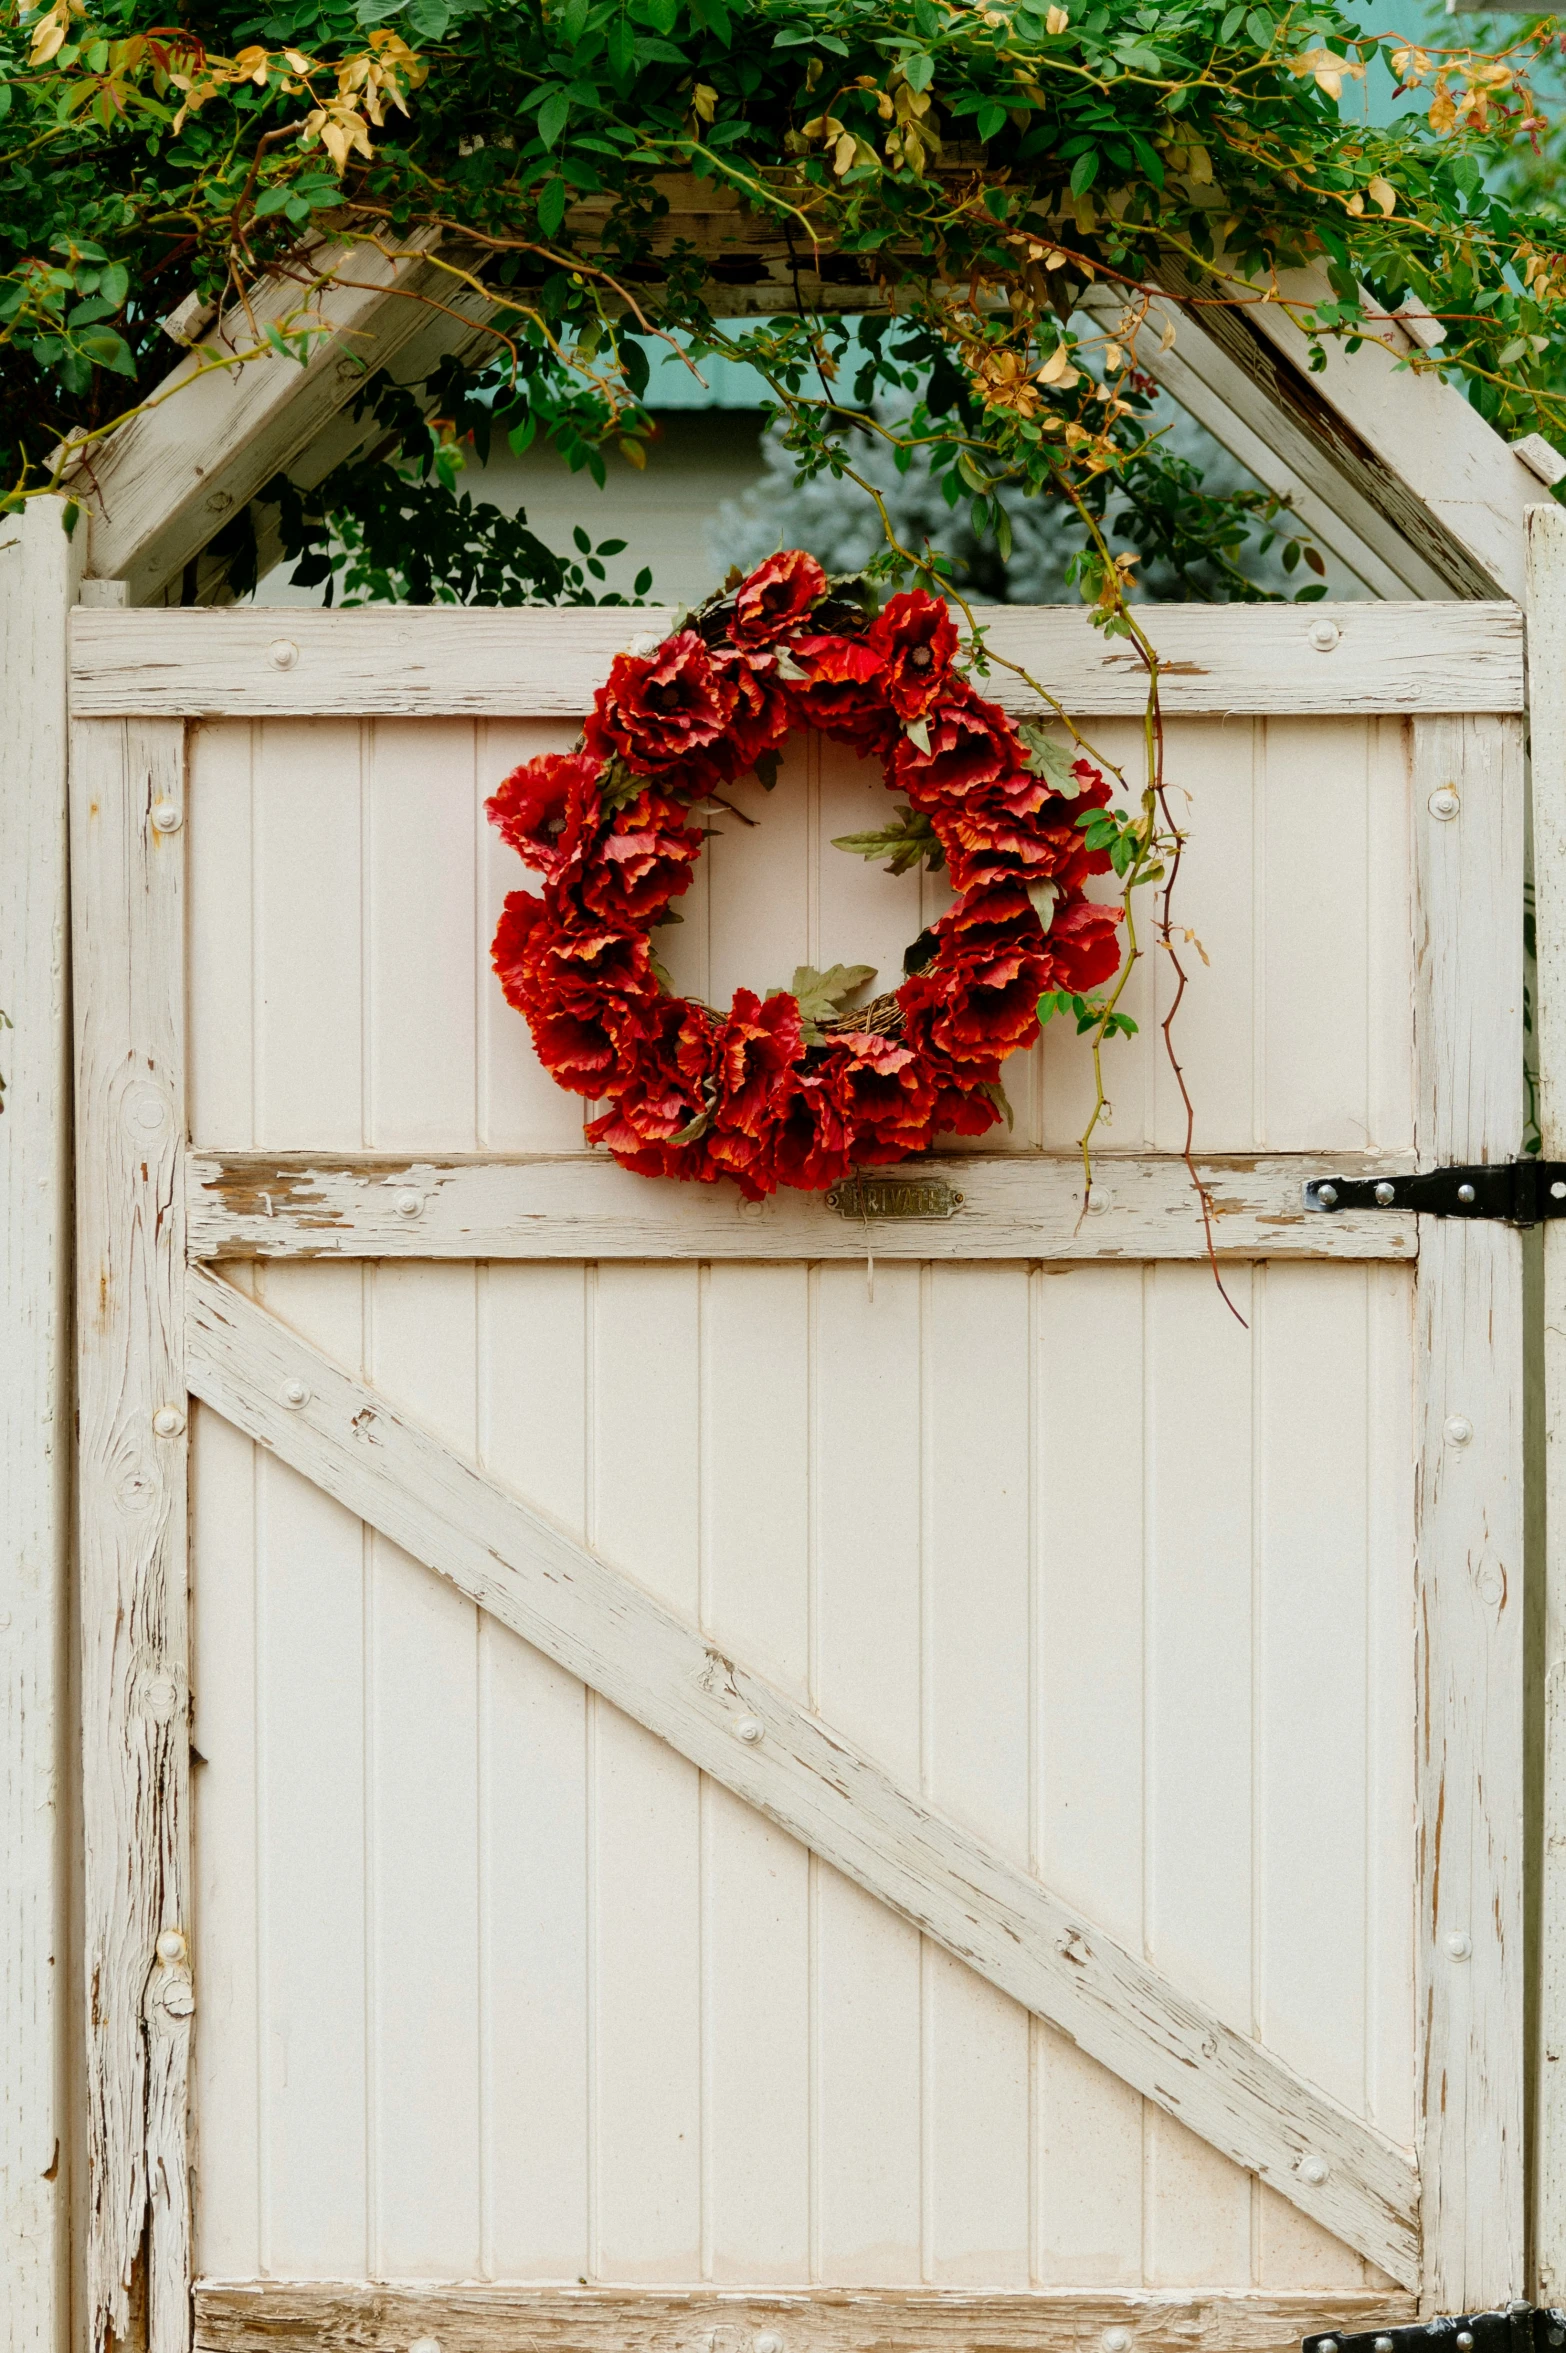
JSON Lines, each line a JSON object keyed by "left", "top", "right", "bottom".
{"left": 1457, "top": 2334, "right": 1475, "bottom": 2348}
{"left": 1376, "top": 2337, "right": 1395, "bottom": 2349}
{"left": 1374, "top": 1181, "right": 1396, "bottom": 1206}
{"left": 1317, "top": 1183, "right": 1339, "bottom": 1209}
{"left": 1458, "top": 1182, "right": 1477, "bottom": 1205}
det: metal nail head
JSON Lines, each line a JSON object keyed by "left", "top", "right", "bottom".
{"left": 1429, "top": 784, "right": 1461, "bottom": 821}
{"left": 1316, "top": 1183, "right": 1339, "bottom": 1209}
{"left": 1376, "top": 2338, "right": 1396, "bottom": 2350}
{"left": 1457, "top": 1182, "right": 1476, "bottom": 1204}
{"left": 1374, "top": 1181, "right": 1396, "bottom": 1206}
{"left": 152, "top": 1405, "right": 186, "bottom": 1438}
{"left": 150, "top": 800, "right": 183, "bottom": 833}
{"left": 1457, "top": 2335, "right": 1475, "bottom": 2349}
{"left": 280, "top": 1378, "right": 311, "bottom": 1410}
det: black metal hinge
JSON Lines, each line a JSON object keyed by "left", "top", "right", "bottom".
{"left": 1304, "top": 1159, "right": 1566, "bottom": 1225}
{"left": 1305, "top": 2303, "right": 1566, "bottom": 2353}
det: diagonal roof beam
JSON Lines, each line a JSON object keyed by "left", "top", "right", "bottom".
{"left": 62, "top": 232, "right": 453, "bottom": 606}
{"left": 186, "top": 1263, "right": 1421, "bottom": 2290}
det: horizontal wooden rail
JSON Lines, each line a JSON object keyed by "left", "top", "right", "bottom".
{"left": 185, "top": 1266, "right": 1422, "bottom": 2286}
{"left": 193, "top": 2283, "right": 1417, "bottom": 2353}
{"left": 72, "top": 602, "right": 1523, "bottom": 720}
{"left": 185, "top": 1149, "right": 1420, "bottom": 1262}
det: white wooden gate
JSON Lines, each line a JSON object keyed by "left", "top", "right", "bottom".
{"left": 67, "top": 599, "right": 1527, "bottom": 2353}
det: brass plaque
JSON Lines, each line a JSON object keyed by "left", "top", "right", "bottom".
{"left": 824, "top": 1173, "right": 964, "bottom": 1221}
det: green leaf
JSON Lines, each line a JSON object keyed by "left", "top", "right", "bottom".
{"left": 255, "top": 185, "right": 293, "bottom": 215}
{"left": 1016, "top": 720, "right": 1080, "bottom": 791}
{"left": 778, "top": 963, "right": 878, "bottom": 1026}
{"left": 629, "top": 0, "right": 680, "bottom": 30}
{"left": 1069, "top": 149, "right": 1098, "bottom": 196}
{"left": 0, "top": 82, "right": 13, "bottom": 122}
{"left": 831, "top": 804, "right": 943, "bottom": 876}
{"left": 537, "top": 175, "right": 568, "bottom": 236}
{"left": 538, "top": 87, "right": 571, "bottom": 146}
{"left": 902, "top": 51, "right": 933, "bottom": 92}
{"left": 74, "top": 324, "right": 136, "bottom": 377}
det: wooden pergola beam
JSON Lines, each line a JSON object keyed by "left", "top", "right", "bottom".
{"left": 61, "top": 188, "right": 1545, "bottom": 611}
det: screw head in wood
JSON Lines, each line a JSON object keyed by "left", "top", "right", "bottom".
{"left": 409, "top": 2339, "right": 442, "bottom": 2353}
{"left": 157, "top": 1929, "right": 187, "bottom": 1965}
{"left": 1444, "top": 1930, "right": 1473, "bottom": 1960}
{"left": 395, "top": 1189, "right": 423, "bottom": 1218}
{"left": 268, "top": 637, "right": 300, "bottom": 671}
{"left": 1428, "top": 784, "right": 1461, "bottom": 821}
{"left": 1298, "top": 2153, "right": 1329, "bottom": 2186}
{"left": 734, "top": 1716, "right": 764, "bottom": 1744}
{"left": 1374, "top": 1181, "right": 1396, "bottom": 1205}
{"left": 280, "top": 1378, "right": 311, "bottom": 1410}
{"left": 150, "top": 800, "right": 183, "bottom": 833}
{"left": 1308, "top": 620, "right": 1340, "bottom": 653}
{"left": 144, "top": 1675, "right": 178, "bottom": 1723}
{"left": 1103, "top": 2331, "right": 1132, "bottom": 2353}
{"left": 152, "top": 1405, "right": 186, "bottom": 1438}
{"left": 1445, "top": 1415, "right": 1474, "bottom": 1446}
{"left": 756, "top": 2334, "right": 785, "bottom": 2353}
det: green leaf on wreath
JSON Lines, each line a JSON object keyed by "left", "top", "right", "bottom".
{"left": 831, "top": 805, "right": 943, "bottom": 877}
{"left": 1015, "top": 719, "right": 1080, "bottom": 792}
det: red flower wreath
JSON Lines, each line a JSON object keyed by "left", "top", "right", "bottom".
{"left": 487, "top": 552, "right": 1123, "bottom": 1199}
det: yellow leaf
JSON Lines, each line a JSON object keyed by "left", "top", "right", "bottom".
{"left": 1291, "top": 46, "right": 1365, "bottom": 102}
{"left": 1367, "top": 174, "right": 1396, "bottom": 216}
{"left": 1045, "top": 4, "right": 1069, "bottom": 30}
{"left": 1345, "top": 191, "right": 1364, "bottom": 216}
{"left": 832, "top": 129, "right": 856, "bottom": 174}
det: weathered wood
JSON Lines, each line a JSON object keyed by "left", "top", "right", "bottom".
{"left": 1409, "top": 714, "right": 1527, "bottom": 2309}
{"left": 191, "top": 2282, "right": 1417, "bottom": 2353}
{"left": 65, "top": 234, "right": 442, "bottom": 606}
{"left": 69, "top": 601, "right": 1525, "bottom": 722}
{"left": 71, "top": 717, "right": 193, "bottom": 2353}
{"left": 1527, "top": 503, "right": 1566, "bottom": 2301}
{"left": 184, "top": 1148, "right": 1419, "bottom": 1263}
{"left": 0, "top": 495, "right": 83, "bottom": 2353}
{"left": 184, "top": 1263, "right": 1423, "bottom": 2286}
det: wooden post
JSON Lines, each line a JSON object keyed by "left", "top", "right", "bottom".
{"left": 1411, "top": 713, "right": 1528, "bottom": 2310}
{"left": 1528, "top": 502, "right": 1566, "bottom": 2299}
{"left": 1, "top": 496, "right": 83, "bottom": 2353}
{"left": 71, "top": 702, "right": 192, "bottom": 2353}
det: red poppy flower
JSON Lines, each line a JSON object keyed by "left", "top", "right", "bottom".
{"left": 1040, "top": 896, "right": 1124, "bottom": 992}
{"left": 772, "top": 1063, "right": 854, "bottom": 1192}
{"left": 865, "top": 592, "right": 960, "bottom": 722}
{"left": 899, "top": 905, "right": 1057, "bottom": 1069}
{"left": 787, "top": 634, "right": 896, "bottom": 755}
{"left": 584, "top": 630, "right": 737, "bottom": 778}
{"left": 585, "top": 995, "right": 719, "bottom": 1171}
{"left": 580, "top": 792, "right": 703, "bottom": 926}
{"left": 486, "top": 751, "right": 602, "bottom": 887}
{"left": 893, "top": 683, "right": 1030, "bottom": 810}
{"left": 731, "top": 549, "right": 827, "bottom": 644}
{"left": 940, "top": 765, "right": 1112, "bottom": 896}
{"left": 713, "top": 650, "right": 795, "bottom": 774}
{"left": 833, "top": 1030, "right": 936, "bottom": 1161}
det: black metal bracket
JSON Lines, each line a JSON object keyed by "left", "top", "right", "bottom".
{"left": 1305, "top": 2303, "right": 1566, "bottom": 2353}
{"left": 1304, "top": 1160, "right": 1566, "bottom": 1226}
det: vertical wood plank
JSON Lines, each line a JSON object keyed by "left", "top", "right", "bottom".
{"left": 1411, "top": 711, "right": 1526, "bottom": 2310}
{"left": 1, "top": 495, "right": 83, "bottom": 2353}
{"left": 1527, "top": 503, "right": 1566, "bottom": 2301}
{"left": 71, "top": 714, "right": 192, "bottom": 2352}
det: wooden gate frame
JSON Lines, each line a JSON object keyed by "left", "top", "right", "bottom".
{"left": 56, "top": 598, "right": 1529, "bottom": 2353}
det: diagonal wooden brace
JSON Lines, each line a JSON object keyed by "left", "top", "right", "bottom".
{"left": 185, "top": 1265, "right": 1421, "bottom": 2288}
